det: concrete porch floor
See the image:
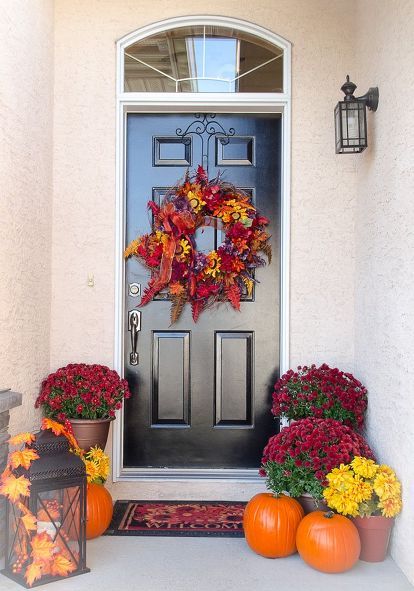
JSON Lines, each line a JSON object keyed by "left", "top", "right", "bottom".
{"left": 1, "top": 536, "right": 413, "bottom": 591}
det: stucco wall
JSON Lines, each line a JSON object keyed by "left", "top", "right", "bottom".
{"left": 354, "top": 0, "right": 414, "bottom": 583}
{"left": 50, "top": 0, "right": 358, "bottom": 499}
{"left": 0, "top": 0, "right": 54, "bottom": 434}
{"left": 50, "top": 0, "right": 358, "bottom": 500}
{"left": 51, "top": 0, "right": 357, "bottom": 372}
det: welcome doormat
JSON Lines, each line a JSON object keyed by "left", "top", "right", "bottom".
{"left": 104, "top": 500, "right": 246, "bottom": 537}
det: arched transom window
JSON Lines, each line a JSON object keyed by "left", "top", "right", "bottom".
{"left": 124, "top": 25, "right": 284, "bottom": 93}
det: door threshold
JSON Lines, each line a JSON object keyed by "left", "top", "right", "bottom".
{"left": 117, "top": 467, "right": 262, "bottom": 481}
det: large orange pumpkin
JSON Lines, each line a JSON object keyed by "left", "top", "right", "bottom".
{"left": 243, "top": 493, "right": 304, "bottom": 558}
{"left": 296, "top": 511, "right": 361, "bottom": 573}
{"left": 86, "top": 483, "right": 113, "bottom": 539}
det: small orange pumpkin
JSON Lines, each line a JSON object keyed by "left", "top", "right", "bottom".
{"left": 243, "top": 493, "right": 304, "bottom": 558}
{"left": 296, "top": 511, "right": 361, "bottom": 573}
{"left": 86, "top": 483, "right": 113, "bottom": 539}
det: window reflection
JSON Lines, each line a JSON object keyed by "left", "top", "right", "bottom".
{"left": 124, "top": 26, "right": 283, "bottom": 93}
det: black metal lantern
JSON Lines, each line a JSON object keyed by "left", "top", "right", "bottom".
{"left": 335, "top": 75, "right": 379, "bottom": 153}
{"left": 2, "top": 429, "right": 89, "bottom": 587}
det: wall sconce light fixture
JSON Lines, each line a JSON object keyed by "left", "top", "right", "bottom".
{"left": 335, "top": 75, "right": 379, "bottom": 153}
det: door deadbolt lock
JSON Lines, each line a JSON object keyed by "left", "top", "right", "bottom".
{"left": 128, "top": 283, "right": 141, "bottom": 297}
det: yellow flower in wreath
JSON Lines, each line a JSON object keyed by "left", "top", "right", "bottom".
{"left": 176, "top": 238, "right": 191, "bottom": 261}
{"left": 205, "top": 252, "right": 221, "bottom": 278}
{"left": 186, "top": 190, "right": 206, "bottom": 213}
{"left": 155, "top": 230, "right": 169, "bottom": 245}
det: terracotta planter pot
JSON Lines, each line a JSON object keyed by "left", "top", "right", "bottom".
{"left": 297, "top": 493, "right": 329, "bottom": 515}
{"left": 68, "top": 418, "right": 114, "bottom": 452}
{"left": 352, "top": 516, "right": 394, "bottom": 562}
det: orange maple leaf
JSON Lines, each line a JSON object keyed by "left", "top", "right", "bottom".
{"left": 50, "top": 553, "right": 76, "bottom": 577}
{"left": 0, "top": 473, "right": 30, "bottom": 501}
{"left": 65, "top": 431, "right": 82, "bottom": 453}
{"left": 30, "top": 531, "right": 55, "bottom": 562}
{"left": 21, "top": 511, "right": 37, "bottom": 532}
{"left": 25, "top": 561, "right": 43, "bottom": 587}
{"left": 41, "top": 418, "right": 82, "bottom": 452}
{"left": 17, "top": 500, "right": 30, "bottom": 513}
{"left": 9, "top": 449, "right": 39, "bottom": 470}
{"left": 1, "top": 466, "right": 11, "bottom": 480}
{"left": 41, "top": 418, "right": 66, "bottom": 436}
{"left": 9, "top": 432, "right": 35, "bottom": 446}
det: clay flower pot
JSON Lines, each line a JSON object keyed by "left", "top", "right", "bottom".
{"left": 352, "top": 515, "right": 394, "bottom": 562}
{"left": 68, "top": 417, "right": 114, "bottom": 452}
{"left": 297, "top": 493, "right": 329, "bottom": 515}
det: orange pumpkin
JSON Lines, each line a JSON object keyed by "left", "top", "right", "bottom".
{"left": 86, "top": 483, "right": 113, "bottom": 539}
{"left": 243, "top": 493, "right": 304, "bottom": 558}
{"left": 296, "top": 511, "right": 361, "bottom": 573}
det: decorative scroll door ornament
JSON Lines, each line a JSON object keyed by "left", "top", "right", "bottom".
{"left": 175, "top": 113, "right": 235, "bottom": 174}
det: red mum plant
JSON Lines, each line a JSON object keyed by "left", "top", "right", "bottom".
{"left": 272, "top": 363, "right": 368, "bottom": 429}
{"left": 261, "top": 418, "right": 375, "bottom": 500}
{"left": 35, "top": 363, "right": 131, "bottom": 421}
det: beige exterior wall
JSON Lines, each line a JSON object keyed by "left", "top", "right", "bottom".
{"left": 0, "top": 0, "right": 54, "bottom": 433}
{"left": 354, "top": 1, "right": 414, "bottom": 582}
{"left": 50, "top": 0, "right": 358, "bottom": 506}
{"left": 51, "top": 0, "right": 357, "bottom": 375}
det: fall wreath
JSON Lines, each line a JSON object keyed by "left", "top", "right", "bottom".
{"left": 125, "top": 166, "right": 272, "bottom": 323}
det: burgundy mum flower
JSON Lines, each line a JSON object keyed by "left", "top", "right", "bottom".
{"left": 35, "top": 363, "right": 132, "bottom": 421}
{"left": 272, "top": 363, "right": 368, "bottom": 429}
{"left": 261, "top": 418, "right": 375, "bottom": 499}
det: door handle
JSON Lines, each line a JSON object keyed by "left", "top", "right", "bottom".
{"left": 128, "top": 310, "right": 141, "bottom": 365}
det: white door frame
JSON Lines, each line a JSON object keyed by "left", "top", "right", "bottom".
{"left": 113, "top": 16, "right": 291, "bottom": 482}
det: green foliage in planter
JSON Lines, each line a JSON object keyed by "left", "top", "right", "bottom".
{"left": 264, "top": 459, "right": 324, "bottom": 500}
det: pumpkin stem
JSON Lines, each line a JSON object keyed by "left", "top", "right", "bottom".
{"left": 323, "top": 511, "right": 335, "bottom": 519}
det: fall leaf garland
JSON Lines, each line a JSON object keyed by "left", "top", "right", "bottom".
{"left": 0, "top": 418, "right": 92, "bottom": 586}
{"left": 124, "top": 166, "right": 272, "bottom": 323}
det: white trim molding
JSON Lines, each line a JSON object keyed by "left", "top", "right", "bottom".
{"left": 114, "top": 16, "right": 292, "bottom": 482}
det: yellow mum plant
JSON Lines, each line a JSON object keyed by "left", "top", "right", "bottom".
{"left": 79, "top": 446, "right": 110, "bottom": 484}
{"left": 323, "top": 456, "right": 402, "bottom": 518}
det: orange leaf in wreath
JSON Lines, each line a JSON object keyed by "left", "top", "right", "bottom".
{"left": 30, "top": 532, "right": 55, "bottom": 562}
{"left": 9, "top": 432, "right": 35, "bottom": 446}
{"left": 0, "top": 473, "right": 30, "bottom": 501}
{"left": 9, "top": 449, "right": 39, "bottom": 470}
{"left": 225, "top": 284, "right": 241, "bottom": 311}
{"left": 25, "top": 561, "right": 43, "bottom": 587}
{"left": 21, "top": 511, "right": 37, "bottom": 532}
{"left": 50, "top": 553, "right": 76, "bottom": 577}
{"left": 169, "top": 281, "right": 185, "bottom": 296}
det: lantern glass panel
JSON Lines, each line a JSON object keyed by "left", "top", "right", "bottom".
{"left": 6, "top": 501, "right": 30, "bottom": 578}
{"left": 34, "top": 486, "right": 82, "bottom": 565}
{"left": 4, "top": 484, "right": 85, "bottom": 587}
{"left": 335, "top": 101, "right": 367, "bottom": 153}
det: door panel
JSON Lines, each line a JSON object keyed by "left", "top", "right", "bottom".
{"left": 123, "top": 113, "right": 281, "bottom": 470}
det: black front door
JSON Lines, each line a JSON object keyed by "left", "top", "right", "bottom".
{"left": 123, "top": 113, "right": 281, "bottom": 470}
